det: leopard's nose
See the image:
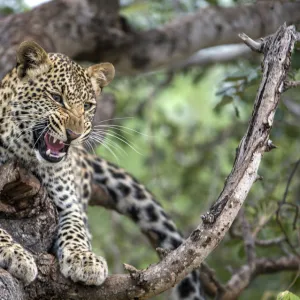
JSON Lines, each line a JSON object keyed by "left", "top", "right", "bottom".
{"left": 66, "top": 129, "right": 81, "bottom": 141}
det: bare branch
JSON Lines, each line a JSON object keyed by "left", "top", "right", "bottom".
{"left": 220, "top": 256, "right": 300, "bottom": 300}
{"left": 230, "top": 224, "right": 285, "bottom": 247}
{"left": 283, "top": 80, "right": 300, "bottom": 92}
{"left": 240, "top": 209, "right": 256, "bottom": 266}
{"left": 274, "top": 158, "right": 300, "bottom": 259}
{"left": 265, "top": 139, "right": 277, "bottom": 152}
{"left": 255, "top": 237, "right": 285, "bottom": 247}
{"left": 256, "top": 256, "right": 300, "bottom": 276}
{"left": 200, "top": 263, "right": 225, "bottom": 295}
{"left": 203, "top": 25, "right": 296, "bottom": 224}
{"left": 238, "top": 33, "right": 263, "bottom": 52}
{"left": 171, "top": 44, "right": 252, "bottom": 70}
{"left": 282, "top": 159, "right": 300, "bottom": 205}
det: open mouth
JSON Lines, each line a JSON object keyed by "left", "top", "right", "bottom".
{"left": 33, "top": 125, "right": 69, "bottom": 163}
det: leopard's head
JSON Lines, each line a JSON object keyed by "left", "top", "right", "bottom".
{"left": 12, "top": 41, "right": 115, "bottom": 163}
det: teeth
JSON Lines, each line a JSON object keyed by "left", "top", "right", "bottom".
{"left": 59, "top": 140, "right": 63, "bottom": 144}
{"left": 53, "top": 137, "right": 57, "bottom": 143}
{"left": 47, "top": 150, "right": 66, "bottom": 159}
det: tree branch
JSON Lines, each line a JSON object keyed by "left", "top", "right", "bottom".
{"left": 219, "top": 256, "right": 300, "bottom": 300}
{"left": 240, "top": 209, "right": 256, "bottom": 267}
{"left": 1, "top": 1, "right": 300, "bottom": 78}
{"left": 171, "top": 44, "right": 252, "bottom": 70}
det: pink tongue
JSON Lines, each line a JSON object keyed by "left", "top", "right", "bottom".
{"left": 44, "top": 132, "right": 64, "bottom": 152}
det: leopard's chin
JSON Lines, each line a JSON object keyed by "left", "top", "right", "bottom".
{"left": 33, "top": 125, "right": 69, "bottom": 163}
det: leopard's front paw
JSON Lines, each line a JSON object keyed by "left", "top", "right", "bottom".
{"left": 0, "top": 243, "right": 37, "bottom": 285}
{"left": 60, "top": 249, "right": 108, "bottom": 285}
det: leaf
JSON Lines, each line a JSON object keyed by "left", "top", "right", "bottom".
{"left": 121, "top": 1, "right": 150, "bottom": 15}
{"left": 234, "top": 105, "right": 240, "bottom": 118}
{"left": 223, "top": 75, "right": 247, "bottom": 82}
{"left": 214, "top": 95, "right": 233, "bottom": 112}
{"left": 277, "top": 291, "right": 300, "bottom": 300}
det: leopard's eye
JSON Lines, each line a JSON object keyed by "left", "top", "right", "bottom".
{"left": 84, "top": 103, "right": 93, "bottom": 111}
{"left": 51, "top": 94, "right": 64, "bottom": 105}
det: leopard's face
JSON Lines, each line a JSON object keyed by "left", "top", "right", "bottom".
{"left": 12, "top": 42, "right": 114, "bottom": 164}
{"left": 13, "top": 54, "right": 96, "bottom": 163}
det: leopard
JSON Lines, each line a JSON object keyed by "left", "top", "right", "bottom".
{"left": 0, "top": 41, "right": 205, "bottom": 300}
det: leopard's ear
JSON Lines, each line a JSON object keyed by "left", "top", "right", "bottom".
{"left": 87, "top": 63, "right": 115, "bottom": 96}
{"left": 16, "top": 41, "right": 51, "bottom": 79}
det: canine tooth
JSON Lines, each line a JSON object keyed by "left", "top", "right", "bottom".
{"left": 58, "top": 152, "right": 66, "bottom": 158}
{"left": 53, "top": 138, "right": 57, "bottom": 143}
{"left": 46, "top": 149, "right": 51, "bottom": 156}
{"left": 59, "top": 140, "right": 63, "bottom": 144}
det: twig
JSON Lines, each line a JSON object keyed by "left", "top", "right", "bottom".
{"left": 286, "top": 231, "right": 300, "bottom": 290}
{"left": 240, "top": 209, "right": 256, "bottom": 266}
{"left": 230, "top": 225, "right": 285, "bottom": 247}
{"left": 276, "top": 159, "right": 300, "bottom": 257}
{"left": 238, "top": 33, "right": 263, "bottom": 52}
{"left": 283, "top": 80, "right": 300, "bottom": 92}
{"left": 171, "top": 44, "right": 252, "bottom": 70}
{"left": 220, "top": 255, "right": 300, "bottom": 299}
{"left": 200, "top": 263, "right": 225, "bottom": 295}
{"left": 282, "top": 159, "right": 300, "bottom": 204}
{"left": 252, "top": 212, "right": 276, "bottom": 238}
{"left": 255, "top": 237, "right": 285, "bottom": 247}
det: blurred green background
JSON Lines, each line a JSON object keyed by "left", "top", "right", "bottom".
{"left": 2, "top": 0, "right": 300, "bottom": 299}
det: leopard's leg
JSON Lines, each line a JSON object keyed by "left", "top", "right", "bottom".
{"left": 42, "top": 165, "right": 108, "bottom": 286}
{"left": 0, "top": 228, "right": 37, "bottom": 284}
{"left": 88, "top": 156, "right": 205, "bottom": 300}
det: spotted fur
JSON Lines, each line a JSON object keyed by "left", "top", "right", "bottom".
{"left": 0, "top": 41, "right": 204, "bottom": 299}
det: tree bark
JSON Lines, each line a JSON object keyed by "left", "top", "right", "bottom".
{"left": 1, "top": 1, "right": 300, "bottom": 78}
{"left": 171, "top": 44, "right": 253, "bottom": 70}
{"left": 0, "top": 24, "right": 298, "bottom": 299}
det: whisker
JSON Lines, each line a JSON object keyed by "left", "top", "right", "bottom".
{"left": 14, "top": 122, "right": 48, "bottom": 142}
{"left": 32, "top": 124, "right": 50, "bottom": 150}
{"left": 92, "top": 129, "right": 134, "bottom": 141}
{"left": 90, "top": 137, "right": 120, "bottom": 163}
{"left": 93, "top": 124, "right": 152, "bottom": 137}
{"left": 89, "top": 134, "right": 128, "bottom": 157}
{"left": 95, "top": 117, "right": 134, "bottom": 124}
{"left": 91, "top": 131, "right": 142, "bottom": 155}
{"left": 85, "top": 140, "right": 96, "bottom": 155}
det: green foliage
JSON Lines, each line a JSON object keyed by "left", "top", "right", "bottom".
{"left": 0, "top": 0, "right": 28, "bottom": 15}
{"left": 277, "top": 291, "right": 300, "bottom": 300}
{"left": 120, "top": 0, "right": 233, "bottom": 29}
